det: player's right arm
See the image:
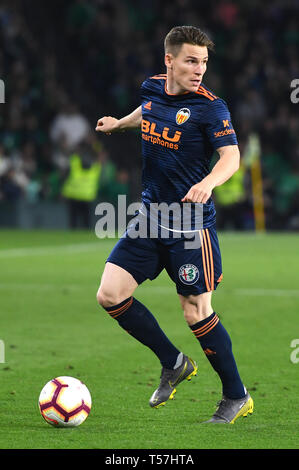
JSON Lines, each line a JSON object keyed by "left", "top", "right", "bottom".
{"left": 95, "top": 105, "right": 142, "bottom": 135}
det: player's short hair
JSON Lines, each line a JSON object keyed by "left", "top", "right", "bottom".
{"left": 164, "top": 25, "right": 214, "bottom": 56}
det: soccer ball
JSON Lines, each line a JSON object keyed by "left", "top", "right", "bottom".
{"left": 38, "top": 376, "right": 92, "bottom": 427}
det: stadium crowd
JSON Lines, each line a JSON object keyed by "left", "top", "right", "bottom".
{"left": 0, "top": 0, "right": 298, "bottom": 230}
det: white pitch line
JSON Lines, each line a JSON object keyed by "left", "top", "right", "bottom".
{"left": 0, "top": 283, "right": 298, "bottom": 297}
{"left": 234, "top": 288, "right": 299, "bottom": 297}
{"left": 0, "top": 283, "right": 95, "bottom": 290}
{"left": 139, "top": 286, "right": 299, "bottom": 296}
{"left": 0, "top": 241, "right": 112, "bottom": 258}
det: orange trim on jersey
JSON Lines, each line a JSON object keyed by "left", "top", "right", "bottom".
{"left": 150, "top": 74, "right": 167, "bottom": 80}
{"left": 217, "top": 273, "right": 223, "bottom": 283}
{"left": 201, "top": 86, "right": 218, "bottom": 99}
{"left": 195, "top": 86, "right": 217, "bottom": 101}
{"left": 197, "top": 85, "right": 218, "bottom": 99}
{"left": 195, "top": 90, "right": 215, "bottom": 101}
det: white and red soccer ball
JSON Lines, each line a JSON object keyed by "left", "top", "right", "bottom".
{"left": 38, "top": 376, "right": 92, "bottom": 427}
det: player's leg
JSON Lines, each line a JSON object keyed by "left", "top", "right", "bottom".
{"left": 179, "top": 291, "right": 246, "bottom": 398}
{"left": 97, "top": 259, "right": 182, "bottom": 371}
{"left": 97, "top": 229, "right": 198, "bottom": 409}
{"left": 178, "top": 291, "right": 253, "bottom": 423}
{"left": 166, "top": 225, "right": 253, "bottom": 422}
{"left": 97, "top": 261, "right": 138, "bottom": 307}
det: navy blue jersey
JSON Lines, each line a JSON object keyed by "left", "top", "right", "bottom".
{"left": 140, "top": 74, "right": 238, "bottom": 229}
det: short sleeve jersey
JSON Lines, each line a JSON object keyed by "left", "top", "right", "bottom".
{"left": 140, "top": 74, "right": 238, "bottom": 229}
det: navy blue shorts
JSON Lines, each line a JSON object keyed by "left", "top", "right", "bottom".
{"left": 107, "top": 223, "right": 223, "bottom": 296}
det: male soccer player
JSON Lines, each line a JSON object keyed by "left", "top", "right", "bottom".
{"left": 95, "top": 26, "right": 254, "bottom": 424}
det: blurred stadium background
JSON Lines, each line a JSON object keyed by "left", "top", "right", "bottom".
{"left": 0, "top": 0, "right": 298, "bottom": 231}
{"left": 1, "top": 1, "right": 299, "bottom": 451}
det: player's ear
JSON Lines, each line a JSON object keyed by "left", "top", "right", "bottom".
{"left": 164, "top": 53, "right": 173, "bottom": 69}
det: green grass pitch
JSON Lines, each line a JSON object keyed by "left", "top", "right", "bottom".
{"left": 0, "top": 229, "right": 298, "bottom": 449}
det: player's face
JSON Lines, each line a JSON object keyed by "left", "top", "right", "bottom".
{"left": 165, "top": 43, "right": 208, "bottom": 93}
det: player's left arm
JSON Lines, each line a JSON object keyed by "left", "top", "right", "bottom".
{"left": 181, "top": 144, "right": 240, "bottom": 204}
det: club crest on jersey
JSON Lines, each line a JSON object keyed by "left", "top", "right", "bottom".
{"left": 178, "top": 264, "right": 199, "bottom": 285}
{"left": 176, "top": 108, "right": 191, "bottom": 125}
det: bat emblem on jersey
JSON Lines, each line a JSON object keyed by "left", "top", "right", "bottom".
{"left": 176, "top": 108, "right": 191, "bottom": 125}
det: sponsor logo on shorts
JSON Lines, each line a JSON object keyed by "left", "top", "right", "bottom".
{"left": 178, "top": 264, "right": 199, "bottom": 285}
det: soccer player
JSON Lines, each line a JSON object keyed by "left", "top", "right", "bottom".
{"left": 95, "top": 26, "right": 254, "bottom": 424}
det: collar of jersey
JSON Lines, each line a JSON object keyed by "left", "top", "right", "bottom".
{"left": 164, "top": 80, "right": 191, "bottom": 98}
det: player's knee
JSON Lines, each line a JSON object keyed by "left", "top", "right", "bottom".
{"left": 96, "top": 286, "right": 126, "bottom": 309}
{"left": 180, "top": 294, "right": 213, "bottom": 325}
{"left": 183, "top": 306, "right": 199, "bottom": 325}
{"left": 180, "top": 296, "right": 198, "bottom": 324}
{"left": 96, "top": 287, "right": 114, "bottom": 308}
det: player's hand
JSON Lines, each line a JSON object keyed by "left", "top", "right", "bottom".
{"left": 95, "top": 116, "right": 120, "bottom": 135}
{"left": 181, "top": 178, "right": 214, "bottom": 204}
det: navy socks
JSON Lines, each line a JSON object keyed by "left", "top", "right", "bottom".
{"left": 104, "top": 299, "right": 245, "bottom": 399}
{"left": 104, "top": 296, "right": 181, "bottom": 369}
{"left": 190, "top": 312, "right": 246, "bottom": 399}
